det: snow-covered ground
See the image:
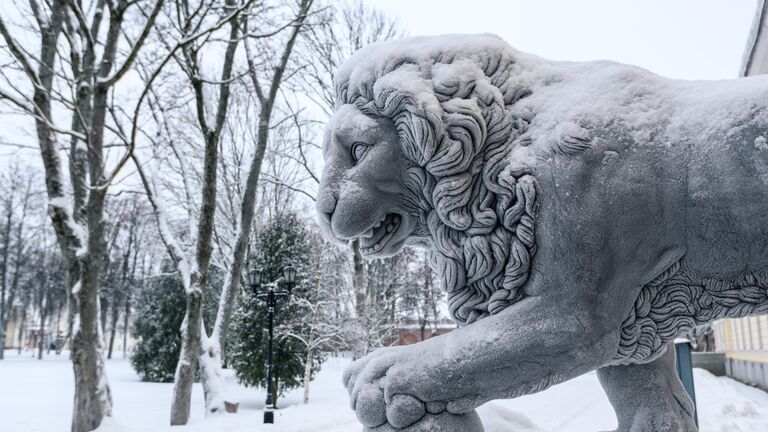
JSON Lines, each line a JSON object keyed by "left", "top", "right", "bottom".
{"left": 1, "top": 349, "right": 767, "bottom": 432}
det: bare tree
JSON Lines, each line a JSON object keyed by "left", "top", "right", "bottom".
{"left": 297, "top": 0, "right": 401, "bottom": 117}
{"left": 34, "top": 229, "right": 55, "bottom": 360}
{"left": 0, "top": 166, "right": 18, "bottom": 359}
{"left": 105, "top": 196, "right": 148, "bottom": 359}
{"left": 363, "top": 249, "right": 415, "bottom": 350}
{"left": 124, "top": 244, "right": 152, "bottom": 359}
{"left": 279, "top": 236, "right": 346, "bottom": 403}
{"left": 0, "top": 1, "right": 165, "bottom": 430}
{"left": 212, "top": 0, "right": 314, "bottom": 375}
{"left": 0, "top": 3, "right": 430, "bottom": 431}
{"left": 124, "top": 0, "right": 316, "bottom": 423}
{"left": 0, "top": 162, "right": 36, "bottom": 359}
{"left": 401, "top": 250, "right": 441, "bottom": 341}
{"left": 165, "top": 0, "right": 245, "bottom": 422}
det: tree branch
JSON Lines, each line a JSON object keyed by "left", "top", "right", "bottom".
{"left": 101, "top": 0, "right": 254, "bottom": 189}
{"left": 99, "top": 0, "right": 166, "bottom": 88}
{"left": 0, "top": 12, "right": 41, "bottom": 88}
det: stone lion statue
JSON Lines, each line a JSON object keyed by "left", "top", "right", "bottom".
{"left": 315, "top": 34, "right": 768, "bottom": 432}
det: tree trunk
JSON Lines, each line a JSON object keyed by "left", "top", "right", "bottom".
{"left": 16, "top": 307, "right": 25, "bottom": 354}
{"left": 0, "top": 201, "right": 11, "bottom": 360}
{"left": 170, "top": 288, "right": 203, "bottom": 425}
{"left": 107, "top": 296, "right": 120, "bottom": 359}
{"left": 66, "top": 262, "right": 79, "bottom": 359}
{"left": 272, "top": 377, "right": 279, "bottom": 409}
{"left": 351, "top": 240, "right": 367, "bottom": 357}
{"left": 73, "top": 58, "right": 116, "bottom": 424}
{"left": 0, "top": 316, "right": 5, "bottom": 360}
{"left": 0, "top": 296, "right": 13, "bottom": 358}
{"left": 421, "top": 255, "right": 431, "bottom": 342}
{"left": 71, "top": 326, "right": 112, "bottom": 432}
{"left": 199, "top": 335, "right": 238, "bottom": 414}
{"left": 122, "top": 293, "right": 131, "bottom": 358}
{"left": 352, "top": 240, "right": 366, "bottom": 317}
{"left": 71, "top": 272, "right": 112, "bottom": 431}
{"left": 38, "top": 283, "right": 49, "bottom": 360}
{"left": 99, "top": 296, "right": 110, "bottom": 343}
{"left": 38, "top": 315, "right": 45, "bottom": 360}
{"left": 109, "top": 221, "right": 134, "bottom": 360}
{"left": 0, "top": 288, "right": 14, "bottom": 357}
{"left": 123, "top": 248, "right": 142, "bottom": 359}
{"left": 302, "top": 348, "right": 313, "bottom": 404}
{"left": 2, "top": 239, "right": 23, "bottom": 358}
{"left": 54, "top": 303, "right": 63, "bottom": 355}
{"left": 0, "top": 313, "right": 6, "bottom": 359}
{"left": 72, "top": 185, "right": 113, "bottom": 431}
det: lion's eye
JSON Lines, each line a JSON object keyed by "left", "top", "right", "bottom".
{"left": 351, "top": 142, "right": 370, "bottom": 164}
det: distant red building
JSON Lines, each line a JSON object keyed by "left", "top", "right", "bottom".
{"left": 391, "top": 319, "right": 457, "bottom": 346}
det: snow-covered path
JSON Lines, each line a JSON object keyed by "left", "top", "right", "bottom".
{"left": 1, "top": 349, "right": 767, "bottom": 431}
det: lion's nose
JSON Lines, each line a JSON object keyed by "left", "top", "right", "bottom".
{"left": 319, "top": 209, "right": 333, "bottom": 226}
{"left": 315, "top": 190, "right": 337, "bottom": 229}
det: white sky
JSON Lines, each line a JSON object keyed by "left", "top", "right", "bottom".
{"left": 366, "top": 0, "right": 758, "bottom": 80}
{"left": 0, "top": 1, "right": 760, "bottom": 168}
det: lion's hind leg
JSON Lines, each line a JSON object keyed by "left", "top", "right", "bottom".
{"left": 597, "top": 344, "right": 697, "bottom": 432}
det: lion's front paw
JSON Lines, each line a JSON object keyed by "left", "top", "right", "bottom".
{"left": 342, "top": 347, "right": 425, "bottom": 428}
{"left": 343, "top": 347, "right": 483, "bottom": 431}
{"left": 343, "top": 348, "right": 426, "bottom": 428}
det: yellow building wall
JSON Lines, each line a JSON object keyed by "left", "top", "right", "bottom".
{"left": 714, "top": 316, "right": 768, "bottom": 352}
{"left": 3, "top": 320, "right": 14, "bottom": 348}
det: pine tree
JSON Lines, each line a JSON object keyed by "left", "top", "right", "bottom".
{"left": 130, "top": 266, "right": 185, "bottom": 382}
{"left": 131, "top": 262, "right": 222, "bottom": 382}
{"left": 227, "top": 213, "right": 324, "bottom": 404}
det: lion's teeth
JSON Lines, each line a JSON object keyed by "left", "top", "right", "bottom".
{"left": 386, "top": 224, "right": 394, "bottom": 233}
{"left": 363, "top": 228, "right": 374, "bottom": 238}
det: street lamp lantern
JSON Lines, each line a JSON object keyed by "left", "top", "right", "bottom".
{"left": 248, "top": 267, "right": 262, "bottom": 292}
{"left": 282, "top": 263, "right": 296, "bottom": 287}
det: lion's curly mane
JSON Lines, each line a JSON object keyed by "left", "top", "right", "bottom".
{"left": 335, "top": 35, "right": 539, "bottom": 325}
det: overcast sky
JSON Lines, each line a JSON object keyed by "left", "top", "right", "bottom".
{"left": 366, "top": 0, "right": 758, "bottom": 80}
{"left": 0, "top": 1, "right": 760, "bottom": 166}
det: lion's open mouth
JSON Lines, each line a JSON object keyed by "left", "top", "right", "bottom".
{"left": 359, "top": 213, "right": 401, "bottom": 254}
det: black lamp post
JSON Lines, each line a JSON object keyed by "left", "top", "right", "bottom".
{"left": 247, "top": 264, "right": 296, "bottom": 424}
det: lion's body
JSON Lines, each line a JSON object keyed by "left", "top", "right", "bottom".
{"left": 518, "top": 59, "right": 768, "bottom": 364}
{"left": 317, "top": 34, "right": 768, "bottom": 431}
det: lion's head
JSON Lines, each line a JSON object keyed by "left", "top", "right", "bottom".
{"left": 317, "top": 34, "right": 540, "bottom": 325}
